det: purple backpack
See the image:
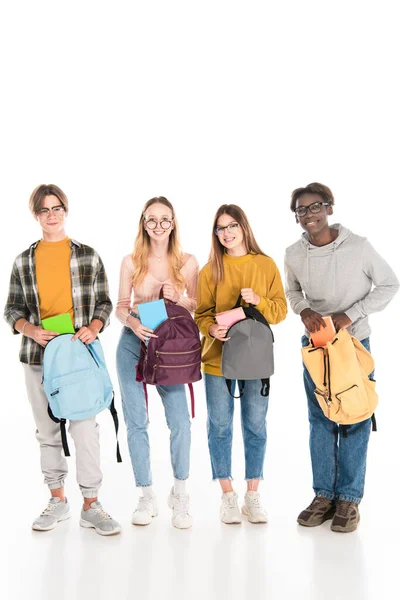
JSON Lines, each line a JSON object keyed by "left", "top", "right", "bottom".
{"left": 136, "top": 300, "right": 202, "bottom": 417}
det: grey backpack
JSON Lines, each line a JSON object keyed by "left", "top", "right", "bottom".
{"left": 221, "top": 296, "right": 274, "bottom": 398}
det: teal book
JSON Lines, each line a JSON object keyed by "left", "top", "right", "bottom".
{"left": 137, "top": 299, "right": 168, "bottom": 332}
{"left": 41, "top": 313, "right": 75, "bottom": 334}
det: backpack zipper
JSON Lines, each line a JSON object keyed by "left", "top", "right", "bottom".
{"left": 85, "top": 344, "right": 99, "bottom": 368}
{"left": 155, "top": 347, "right": 201, "bottom": 356}
{"left": 157, "top": 361, "right": 199, "bottom": 368}
{"left": 335, "top": 384, "right": 359, "bottom": 414}
{"left": 152, "top": 361, "right": 199, "bottom": 383}
{"left": 315, "top": 388, "right": 332, "bottom": 418}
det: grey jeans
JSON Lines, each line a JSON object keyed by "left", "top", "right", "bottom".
{"left": 23, "top": 364, "right": 102, "bottom": 498}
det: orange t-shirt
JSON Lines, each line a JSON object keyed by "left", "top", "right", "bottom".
{"left": 35, "top": 238, "right": 74, "bottom": 322}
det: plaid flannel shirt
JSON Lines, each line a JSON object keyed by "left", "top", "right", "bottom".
{"left": 4, "top": 239, "right": 112, "bottom": 365}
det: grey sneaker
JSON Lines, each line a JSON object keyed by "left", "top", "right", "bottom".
{"left": 32, "top": 497, "right": 71, "bottom": 531}
{"left": 80, "top": 501, "right": 121, "bottom": 536}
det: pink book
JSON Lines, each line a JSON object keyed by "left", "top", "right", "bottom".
{"left": 216, "top": 307, "right": 246, "bottom": 328}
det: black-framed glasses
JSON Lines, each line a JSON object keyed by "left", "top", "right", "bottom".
{"left": 214, "top": 222, "right": 240, "bottom": 235}
{"left": 37, "top": 205, "right": 65, "bottom": 217}
{"left": 144, "top": 218, "right": 173, "bottom": 230}
{"left": 294, "top": 201, "right": 331, "bottom": 218}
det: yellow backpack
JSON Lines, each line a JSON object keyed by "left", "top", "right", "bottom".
{"left": 301, "top": 328, "right": 378, "bottom": 425}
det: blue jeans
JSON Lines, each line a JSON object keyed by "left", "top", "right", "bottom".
{"left": 116, "top": 327, "right": 191, "bottom": 487}
{"left": 302, "top": 335, "right": 373, "bottom": 504}
{"left": 204, "top": 373, "right": 269, "bottom": 480}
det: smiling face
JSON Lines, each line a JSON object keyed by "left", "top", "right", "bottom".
{"left": 35, "top": 194, "right": 67, "bottom": 238}
{"left": 215, "top": 212, "right": 246, "bottom": 255}
{"left": 295, "top": 193, "right": 333, "bottom": 236}
{"left": 143, "top": 202, "right": 174, "bottom": 242}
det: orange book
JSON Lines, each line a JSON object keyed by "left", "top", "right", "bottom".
{"left": 310, "top": 316, "right": 336, "bottom": 347}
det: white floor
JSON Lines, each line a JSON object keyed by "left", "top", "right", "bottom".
{"left": 2, "top": 321, "right": 400, "bottom": 600}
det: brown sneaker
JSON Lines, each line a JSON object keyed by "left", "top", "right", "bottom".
{"left": 330, "top": 500, "right": 360, "bottom": 533}
{"left": 297, "top": 496, "right": 336, "bottom": 527}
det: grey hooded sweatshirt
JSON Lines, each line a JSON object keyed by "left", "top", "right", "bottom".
{"left": 284, "top": 223, "right": 399, "bottom": 340}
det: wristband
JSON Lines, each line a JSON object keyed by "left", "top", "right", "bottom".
{"left": 21, "top": 321, "right": 30, "bottom": 336}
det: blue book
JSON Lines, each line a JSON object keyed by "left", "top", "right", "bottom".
{"left": 137, "top": 299, "right": 168, "bottom": 332}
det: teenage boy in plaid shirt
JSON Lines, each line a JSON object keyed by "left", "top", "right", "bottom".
{"left": 4, "top": 184, "right": 121, "bottom": 535}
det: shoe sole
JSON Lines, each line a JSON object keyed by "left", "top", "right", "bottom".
{"left": 221, "top": 518, "right": 242, "bottom": 524}
{"left": 297, "top": 509, "right": 336, "bottom": 527}
{"left": 242, "top": 505, "right": 268, "bottom": 524}
{"left": 32, "top": 512, "right": 71, "bottom": 531}
{"left": 172, "top": 519, "right": 192, "bottom": 530}
{"left": 331, "top": 515, "right": 360, "bottom": 533}
{"left": 131, "top": 512, "right": 158, "bottom": 526}
{"left": 79, "top": 519, "right": 121, "bottom": 536}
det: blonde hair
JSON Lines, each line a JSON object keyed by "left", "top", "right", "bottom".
{"left": 209, "top": 204, "right": 266, "bottom": 284}
{"left": 131, "top": 197, "right": 185, "bottom": 290}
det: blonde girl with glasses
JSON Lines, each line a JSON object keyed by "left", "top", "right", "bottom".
{"left": 195, "top": 204, "right": 287, "bottom": 524}
{"left": 116, "top": 197, "right": 199, "bottom": 529}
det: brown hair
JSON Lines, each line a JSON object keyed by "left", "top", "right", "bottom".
{"left": 29, "top": 184, "right": 69, "bottom": 215}
{"left": 131, "top": 196, "right": 185, "bottom": 290}
{"left": 209, "top": 204, "right": 266, "bottom": 284}
{"left": 290, "top": 182, "right": 335, "bottom": 212}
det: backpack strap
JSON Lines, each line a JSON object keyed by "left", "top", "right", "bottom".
{"left": 233, "top": 295, "right": 255, "bottom": 309}
{"left": 109, "top": 393, "right": 122, "bottom": 463}
{"left": 371, "top": 413, "right": 377, "bottom": 432}
{"left": 60, "top": 419, "right": 70, "bottom": 457}
{"left": 225, "top": 379, "right": 245, "bottom": 398}
{"left": 233, "top": 295, "right": 243, "bottom": 309}
{"left": 47, "top": 405, "right": 71, "bottom": 457}
{"left": 143, "top": 382, "right": 149, "bottom": 413}
{"left": 260, "top": 378, "right": 270, "bottom": 397}
{"left": 188, "top": 383, "right": 195, "bottom": 418}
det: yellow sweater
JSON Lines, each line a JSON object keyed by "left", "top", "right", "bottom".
{"left": 35, "top": 238, "right": 74, "bottom": 322}
{"left": 195, "top": 253, "right": 287, "bottom": 376}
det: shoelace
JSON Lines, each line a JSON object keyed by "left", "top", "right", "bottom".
{"left": 91, "top": 506, "right": 111, "bottom": 521}
{"left": 336, "top": 501, "right": 352, "bottom": 517}
{"left": 174, "top": 494, "right": 190, "bottom": 516}
{"left": 41, "top": 502, "right": 58, "bottom": 516}
{"left": 225, "top": 495, "right": 238, "bottom": 510}
{"left": 247, "top": 493, "right": 262, "bottom": 508}
{"left": 309, "top": 497, "right": 331, "bottom": 510}
{"left": 137, "top": 496, "right": 153, "bottom": 513}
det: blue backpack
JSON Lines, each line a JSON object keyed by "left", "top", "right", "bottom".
{"left": 43, "top": 334, "right": 121, "bottom": 462}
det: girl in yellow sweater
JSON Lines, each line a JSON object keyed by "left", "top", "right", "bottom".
{"left": 195, "top": 204, "right": 287, "bottom": 524}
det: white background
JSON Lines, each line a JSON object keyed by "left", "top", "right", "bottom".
{"left": 1, "top": 2, "right": 399, "bottom": 599}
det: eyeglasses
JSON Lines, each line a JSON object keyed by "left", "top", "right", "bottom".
{"left": 294, "top": 201, "right": 331, "bottom": 218}
{"left": 144, "top": 218, "right": 173, "bottom": 230}
{"left": 37, "top": 205, "right": 65, "bottom": 218}
{"left": 214, "top": 222, "right": 240, "bottom": 235}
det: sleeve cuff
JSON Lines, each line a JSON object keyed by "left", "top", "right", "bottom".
{"left": 255, "top": 297, "right": 267, "bottom": 311}
{"left": 294, "top": 300, "right": 311, "bottom": 315}
{"left": 344, "top": 305, "right": 362, "bottom": 323}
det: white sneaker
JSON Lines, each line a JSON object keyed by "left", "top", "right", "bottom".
{"left": 131, "top": 495, "right": 158, "bottom": 526}
{"left": 220, "top": 491, "right": 242, "bottom": 524}
{"left": 167, "top": 488, "right": 192, "bottom": 529}
{"left": 242, "top": 491, "right": 268, "bottom": 523}
{"left": 32, "top": 497, "right": 71, "bottom": 531}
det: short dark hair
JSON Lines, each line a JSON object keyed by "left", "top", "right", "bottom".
{"left": 29, "top": 184, "right": 69, "bottom": 215}
{"left": 290, "top": 182, "right": 335, "bottom": 212}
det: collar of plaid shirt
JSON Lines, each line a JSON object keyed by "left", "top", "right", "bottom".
{"left": 4, "top": 238, "right": 112, "bottom": 365}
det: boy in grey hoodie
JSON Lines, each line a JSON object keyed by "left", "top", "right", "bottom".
{"left": 284, "top": 182, "right": 398, "bottom": 533}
